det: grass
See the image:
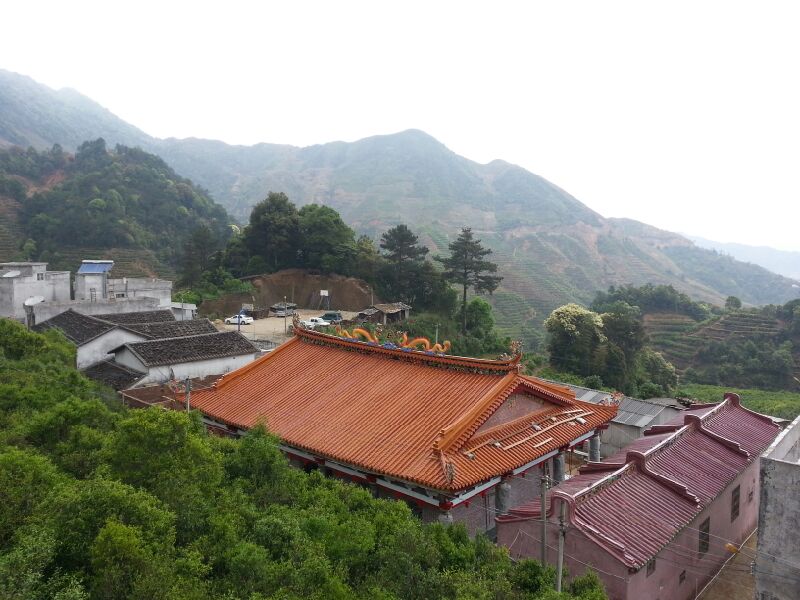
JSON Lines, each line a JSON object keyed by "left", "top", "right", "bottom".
{"left": 677, "top": 383, "right": 800, "bottom": 420}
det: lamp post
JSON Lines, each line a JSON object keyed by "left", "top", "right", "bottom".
{"left": 284, "top": 295, "right": 287, "bottom": 335}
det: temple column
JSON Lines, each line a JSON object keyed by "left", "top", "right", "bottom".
{"left": 495, "top": 477, "right": 512, "bottom": 515}
{"left": 438, "top": 510, "right": 454, "bottom": 525}
{"left": 553, "top": 452, "right": 566, "bottom": 484}
{"left": 589, "top": 435, "right": 601, "bottom": 462}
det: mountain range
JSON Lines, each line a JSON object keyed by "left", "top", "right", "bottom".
{"left": 2, "top": 68, "right": 798, "bottom": 345}
{"left": 687, "top": 235, "right": 800, "bottom": 281}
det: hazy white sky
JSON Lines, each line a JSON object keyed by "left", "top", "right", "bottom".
{"left": 2, "top": 1, "right": 799, "bottom": 250}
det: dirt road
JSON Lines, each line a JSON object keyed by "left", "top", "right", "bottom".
{"left": 215, "top": 309, "right": 358, "bottom": 343}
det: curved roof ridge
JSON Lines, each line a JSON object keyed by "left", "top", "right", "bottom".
{"left": 295, "top": 327, "right": 522, "bottom": 373}
{"left": 433, "top": 372, "right": 519, "bottom": 452}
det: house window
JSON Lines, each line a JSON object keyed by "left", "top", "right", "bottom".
{"left": 731, "top": 486, "right": 740, "bottom": 522}
{"left": 679, "top": 570, "right": 686, "bottom": 584}
{"left": 37, "top": 272, "right": 44, "bottom": 280}
{"left": 115, "top": 293, "right": 126, "bottom": 298}
{"left": 699, "top": 518, "right": 710, "bottom": 556}
{"left": 646, "top": 559, "right": 656, "bottom": 577}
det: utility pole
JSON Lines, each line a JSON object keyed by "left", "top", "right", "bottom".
{"left": 540, "top": 471, "right": 549, "bottom": 565}
{"left": 283, "top": 295, "right": 287, "bottom": 335}
{"left": 556, "top": 500, "right": 566, "bottom": 592}
{"left": 435, "top": 323, "right": 440, "bottom": 345}
{"left": 184, "top": 377, "right": 192, "bottom": 412}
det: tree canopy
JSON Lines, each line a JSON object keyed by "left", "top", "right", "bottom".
{"left": 0, "top": 320, "right": 608, "bottom": 599}
{"left": 435, "top": 227, "right": 502, "bottom": 333}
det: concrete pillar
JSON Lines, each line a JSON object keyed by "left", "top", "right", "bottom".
{"left": 589, "top": 436, "right": 601, "bottom": 462}
{"left": 553, "top": 452, "right": 565, "bottom": 484}
{"left": 495, "top": 477, "right": 512, "bottom": 515}
{"left": 438, "top": 510, "right": 454, "bottom": 525}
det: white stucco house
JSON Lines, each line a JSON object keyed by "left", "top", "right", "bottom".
{"left": 111, "top": 331, "right": 260, "bottom": 387}
{"left": 33, "top": 309, "right": 149, "bottom": 369}
{"left": 0, "top": 262, "right": 71, "bottom": 320}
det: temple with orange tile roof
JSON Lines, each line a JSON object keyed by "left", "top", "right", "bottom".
{"left": 184, "top": 324, "right": 618, "bottom": 534}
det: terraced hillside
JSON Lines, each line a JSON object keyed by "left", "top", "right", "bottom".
{"left": 0, "top": 193, "right": 23, "bottom": 260}
{"left": 642, "top": 313, "right": 703, "bottom": 372}
{"left": 45, "top": 248, "right": 177, "bottom": 280}
{"left": 689, "top": 312, "right": 782, "bottom": 341}
{"left": 643, "top": 308, "right": 800, "bottom": 390}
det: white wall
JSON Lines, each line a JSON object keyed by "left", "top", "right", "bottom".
{"left": 77, "top": 328, "right": 148, "bottom": 369}
{"left": 0, "top": 269, "right": 71, "bottom": 319}
{"left": 131, "top": 353, "right": 259, "bottom": 387}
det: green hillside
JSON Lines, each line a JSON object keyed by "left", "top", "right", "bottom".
{"left": 2, "top": 68, "right": 798, "bottom": 345}
{"left": 0, "top": 140, "right": 231, "bottom": 276}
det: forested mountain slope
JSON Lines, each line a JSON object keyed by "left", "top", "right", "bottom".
{"left": 0, "top": 139, "right": 231, "bottom": 276}
{"left": 2, "top": 68, "right": 797, "bottom": 343}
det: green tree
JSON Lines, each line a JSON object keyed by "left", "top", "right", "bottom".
{"left": 242, "top": 192, "right": 300, "bottom": 272}
{"left": 544, "top": 304, "right": 605, "bottom": 375}
{"left": 435, "top": 227, "right": 502, "bottom": 333}
{"left": 379, "top": 224, "right": 429, "bottom": 302}
{"left": 298, "top": 204, "right": 356, "bottom": 273}
{"left": 725, "top": 295, "right": 742, "bottom": 311}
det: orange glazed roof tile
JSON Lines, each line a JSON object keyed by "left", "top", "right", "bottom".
{"left": 189, "top": 328, "right": 617, "bottom": 493}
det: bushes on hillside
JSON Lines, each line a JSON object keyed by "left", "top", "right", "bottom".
{"left": 0, "top": 320, "right": 607, "bottom": 600}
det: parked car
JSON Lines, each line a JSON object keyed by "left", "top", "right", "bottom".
{"left": 225, "top": 314, "right": 254, "bottom": 325}
{"left": 301, "top": 317, "right": 331, "bottom": 329}
{"left": 320, "top": 311, "right": 344, "bottom": 324}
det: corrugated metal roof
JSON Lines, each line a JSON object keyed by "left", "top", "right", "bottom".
{"left": 77, "top": 261, "right": 114, "bottom": 274}
{"left": 189, "top": 328, "right": 618, "bottom": 493}
{"left": 543, "top": 381, "right": 669, "bottom": 428}
{"left": 614, "top": 397, "right": 666, "bottom": 428}
{"left": 499, "top": 395, "right": 780, "bottom": 568}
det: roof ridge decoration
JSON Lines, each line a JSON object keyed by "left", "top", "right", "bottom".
{"left": 335, "top": 324, "right": 452, "bottom": 353}
{"left": 293, "top": 324, "right": 523, "bottom": 374}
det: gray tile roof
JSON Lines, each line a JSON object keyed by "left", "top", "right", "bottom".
{"left": 125, "top": 319, "right": 217, "bottom": 339}
{"left": 81, "top": 360, "right": 144, "bottom": 390}
{"left": 119, "top": 331, "right": 259, "bottom": 368}
{"left": 33, "top": 309, "right": 116, "bottom": 345}
{"left": 94, "top": 310, "right": 176, "bottom": 325}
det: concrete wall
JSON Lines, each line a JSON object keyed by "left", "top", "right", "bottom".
{"left": 109, "top": 278, "right": 172, "bottom": 307}
{"left": 75, "top": 273, "right": 107, "bottom": 302}
{"left": 122, "top": 353, "right": 260, "bottom": 387}
{"left": 600, "top": 423, "right": 642, "bottom": 457}
{"left": 756, "top": 415, "right": 800, "bottom": 600}
{"left": 0, "top": 267, "right": 71, "bottom": 319}
{"left": 497, "top": 461, "right": 761, "bottom": 600}
{"left": 77, "top": 328, "right": 148, "bottom": 369}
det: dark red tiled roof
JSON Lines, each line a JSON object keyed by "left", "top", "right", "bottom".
{"left": 188, "top": 328, "right": 618, "bottom": 493}
{"left": 499, "top": 394, "right": 780, "bottom": 568}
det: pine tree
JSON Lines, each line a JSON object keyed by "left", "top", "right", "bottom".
{"left": 379, "top": 224, "right": 429, "bottom": 302}
{"left": 435, "top": 227, "right": 501, "bottom": 333}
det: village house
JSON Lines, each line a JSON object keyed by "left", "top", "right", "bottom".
{"left": 33, "top": 309, "right": 149, "bottom": 369}
{"left": 74, "top": 260, "right": 172, "bottom": 306}
{"left": 0, "top": 260, "right": 175, "bottom": 323}
{"left": 357, "top": 302, "right": 412, "bottom": 324}
{"left": 495, "top": 394, "right": 781, "bottom": 600}
{"left": 33, "top": 309, "right": 218, "bottom": 371}
{"left": 0, "top": 262, "right": 71, "bottom": 320}
{"left": 111, "top": 330, "right": 261, "bottom": 387}
{"left": 756, "top": 413, "right": 800, "bottom": 600}
{"left": 180, "top": 324, "right": 617, "bottom": 535}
